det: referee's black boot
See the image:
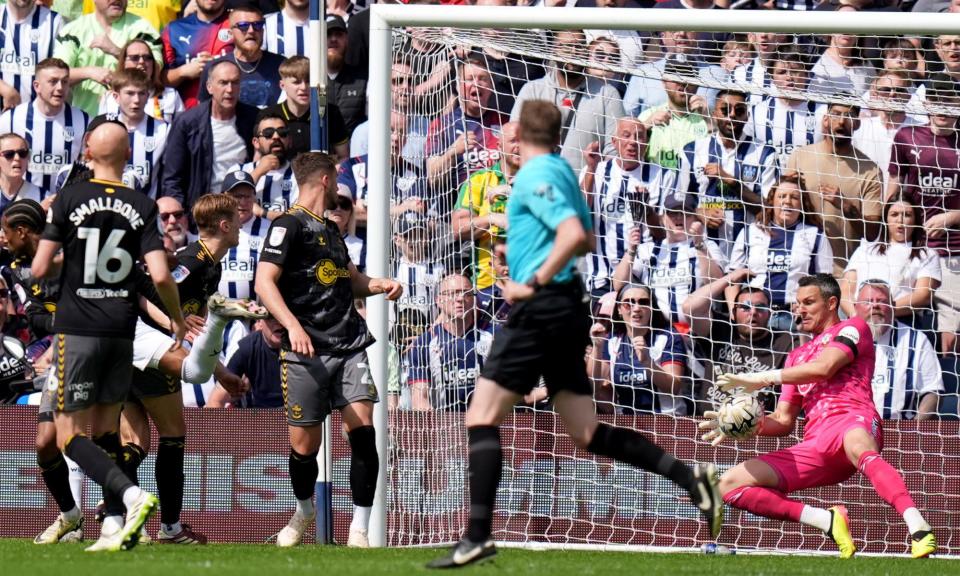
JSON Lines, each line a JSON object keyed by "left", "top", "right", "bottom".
{"left": 426, "top": 538, "right": 496, "bottom": 569}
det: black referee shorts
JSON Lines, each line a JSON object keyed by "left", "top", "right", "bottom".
{"left": 480, "top": 280, "right": 592, "bottom": 397}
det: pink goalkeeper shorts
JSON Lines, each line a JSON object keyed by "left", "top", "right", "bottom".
{"left": 758, "top": 412, "right": 883, "bottom": 494}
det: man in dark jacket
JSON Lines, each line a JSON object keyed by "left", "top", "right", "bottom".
{"left": 161, "top": 60, "right": 257, "bottom": 214}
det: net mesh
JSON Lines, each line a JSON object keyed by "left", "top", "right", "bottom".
{"left": 380, "top": 24, "right": 960, "bottom": 555}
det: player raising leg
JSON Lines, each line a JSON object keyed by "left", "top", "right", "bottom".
{"left": 700, "top": 274, "right": 936, "bottom": 559}
{"left": 32, "top": 117, "right": 188, "bottom": 552}
{"left": 428, "top": 100, "right": 722, "bottom": 569}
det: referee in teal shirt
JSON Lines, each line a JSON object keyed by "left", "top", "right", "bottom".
{"left": 428, "top": 100, "right": 724, "bottom": 569}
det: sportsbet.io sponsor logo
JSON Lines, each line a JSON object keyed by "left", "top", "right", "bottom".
{"left": 315, "top": 259, "right": 350, "bottom": 286}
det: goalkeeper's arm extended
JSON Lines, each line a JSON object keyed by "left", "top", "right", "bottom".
{"left": 715, "top": 346, "right": 853, "bottom": 394}
{"left": 699, "top": 401, "right": 801, "bottom": 446}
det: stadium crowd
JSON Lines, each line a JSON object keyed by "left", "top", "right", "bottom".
{"left": 0, "top": 0, "right": 956, "bottom": 442}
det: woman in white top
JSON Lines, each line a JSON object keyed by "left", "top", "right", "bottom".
{"left": 726, "top": 175, "right": 833, "bottom": 329}
{"left": 809, "top": 34, "right": 876, "bottom": 97}
{"left": 841, "top": 194, "right": 941, "bottom": 319}
{"left": 99, "top": 39, "right": 185, "bottom": 124}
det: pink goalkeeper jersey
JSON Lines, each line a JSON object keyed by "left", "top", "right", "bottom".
{"left": 780, "top": 317, "right": 879, "bottom": 438}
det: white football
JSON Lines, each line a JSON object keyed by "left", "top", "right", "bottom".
{"left": 717, "top": 394, "right": 764, "bottom": 439}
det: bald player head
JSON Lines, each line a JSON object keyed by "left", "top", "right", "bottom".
{"left": 84, "top": 121, "right": 130, "bottom": 179}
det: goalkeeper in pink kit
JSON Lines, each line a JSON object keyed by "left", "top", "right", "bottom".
{"left": 700, "top": 274, "right": 936, "bottom": 559}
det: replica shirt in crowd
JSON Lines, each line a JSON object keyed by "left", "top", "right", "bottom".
{"left": 602, "top": 329, "right": 686, "bottom": 415}
{"left": 162, "top": 11, "right": 234, "bottom": 108}
{"left": 42, "top": 178, "right": 163, "bottom": 338}
{"left": 0, "top": 2, "right": 62, "bottom": 105}
{"left": 262, "top": 10, "right": 306, "bottom": 57}
{"left": 0, "top": 100, "right": 89, "bottom": 199}
{"left": 219, "top": 215, "right": 268, "bottom": 301}
{"left": 260, "top": 205, "right": 373, "bottom": 354}
{"left": 425, "top": 106, "right": 502, "bottom": 189}
{"left": 890, "top": 125, "right": 960, "bottom": 256}
{"left": 405, "top": 323, "right": 493, "bottom": 411}
{"left": 690, "top": 319, "right": 795, "bottom": 413}
{"left": 781, "top": 317, "right": 878, "bottom": 439}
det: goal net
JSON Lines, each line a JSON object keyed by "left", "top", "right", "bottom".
{"left": 362, "top": 6, "right": 960, "bottom": 557}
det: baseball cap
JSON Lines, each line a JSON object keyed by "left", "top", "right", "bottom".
{"left": 326, "top": 15, "right": 347, "bottom": 33}
{"left": 221, "top": 170, "right": 256, "bottom": 194}
{"left": 85, "top": 113, "right": 128, "bottom": 135}
{"left": 395, "top": 212, "right": 427, "bottom": 236}
{"left": 663, "top": 193, "right": 698, "bottom": 213}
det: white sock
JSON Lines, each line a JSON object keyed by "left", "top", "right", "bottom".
{"left": 162, "top": 522, "right": 182, "bottom": 535}
{"left": 181, "top": 313, "right": 228, "bottom": 384}
{"left": 296, "top": 498, "right": 315, "bottom": 517}
{"left": 64, "top": 455, "right": 84, "bottom": 506}
{"left": 799, "top": 505, "right": 833, "bottom": 533}
{"left": 62, "top": 506, "right": 81, "bottom": 522}
{"left": 903, "top": 508, "right": 930, "bottom": 534}
{"left": 121, "top": 486, "right": 144, "bottom": 510}
{"left": 351, "top": 505, "right": 372, "bottom": 532}
{"left": 102, "top": 515, "right": 123, "bottom": 535}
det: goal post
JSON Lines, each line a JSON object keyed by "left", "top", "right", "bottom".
{"left": 364, "top": 4, "right": 960, "bottom": 555}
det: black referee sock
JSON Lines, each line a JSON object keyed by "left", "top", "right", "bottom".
{"left": 289, "top": 448, "right": 320, "bottom": 501}
{"left": 347, "top": 426, "right": 379, "bottom": 507}
{"left": 120, "top": 443, "right": 147, "bottom": 486}
{"left": 466, "top": 426, "right": 502, "bottom": 543}
{"left": 65, "top": 433, "right": 133, "bottom": 517}
{"left": 38, "top": 452, "right": 77, "bottom": 513}
{"left": 156, "top": 437, "right": 186, "bottom": 526}
{"left": 586, "top": 423, "right": 694, "bottom": 489}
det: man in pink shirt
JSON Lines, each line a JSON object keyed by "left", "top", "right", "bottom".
{"left": 700, "top": 273, "right": 937, "bottom": 559}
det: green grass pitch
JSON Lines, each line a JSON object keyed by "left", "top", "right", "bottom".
{"left": 1, "top": 539, "right": 955, "bottom": 576}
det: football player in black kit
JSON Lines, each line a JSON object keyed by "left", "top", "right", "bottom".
{"left": 256, "top": 152, "right": 402, "bottom": 548}
{"left": 1, "top": 199, "right": 83, "bottom": 544}
{"left": 119, "top": 193, "right": 265, "bottom": 544}
{"left": 31, "top": 117, "right": 187, "bottom": 552}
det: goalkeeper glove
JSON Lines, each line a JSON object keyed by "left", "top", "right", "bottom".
{"left": 698, "top": 411, "right": 728, "bottom": 446}
{"left": 716, "top": 369, "right": 782, "bottom": 394}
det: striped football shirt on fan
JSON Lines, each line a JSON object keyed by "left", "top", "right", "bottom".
{"left": 747, "top": 96, "right": 825, "bottom": 169}
{"left": 262, "top": 11, "right": 306, "bottom": 58}
{"left": 231, "top": 160, "right": 299, "bottom": 214}
{"left": 0, "top": 100, "right": 88, "bottom": 199}
{"left": 123, "top": 114, "right": 169, "bottom": 199}
{"left": 0, "top": 3, "right": 62, "bottom": 104}
{"left": 218, "top": 215, "right": 268, "bottom": 300}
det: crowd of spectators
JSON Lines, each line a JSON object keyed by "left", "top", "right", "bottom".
{"left": 0, "top": 0, "right": 957, "bottom": 421}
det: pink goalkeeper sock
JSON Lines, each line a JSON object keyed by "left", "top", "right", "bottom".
{"left": 858, "top": 450, "right": 916, "bottom": 515}
{"left": 723, "top": 486, "right": 804, "bottom": 522}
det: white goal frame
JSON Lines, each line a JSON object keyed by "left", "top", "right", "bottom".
{"left": 364, "top": 4, "right": 960, "bottom": 548}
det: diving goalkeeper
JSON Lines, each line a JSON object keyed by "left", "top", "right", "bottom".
{"left": 700, "top": 274, "right": 936, "bottom": 559}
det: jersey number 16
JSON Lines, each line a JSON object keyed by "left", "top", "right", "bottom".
{"left": 78, "top": 227, "right": 133, "bottom": 284}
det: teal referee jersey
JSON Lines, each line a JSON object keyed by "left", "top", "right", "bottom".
{"left": 507, "top": 153, "right": 592, "bottom": 284}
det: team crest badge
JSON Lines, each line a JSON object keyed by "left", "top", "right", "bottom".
{"left": 269, "top": 226, "right": 287, "bottom": 246}
{"left": 291, "top": 404, "right": 303, "bottom": 420}
{"left": 741, "top": 165, "right": 759, "bottom": 183}
{"left": 805, "top": 115, "right": 818, "bottom": 132}
{"left": 62, "top": 127, "right": 74, "bottom": 142}
{"left": 29, "top": 29, "right": 41, "bottom": 43}
{"left": 218, "top": 28, "right": 232, "bottom": 43}
{"left": 143, "top": 137, "right": 157, "bottom": 153}
{"left": 281, "top": 180, "right": 292, "bottom": 191}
